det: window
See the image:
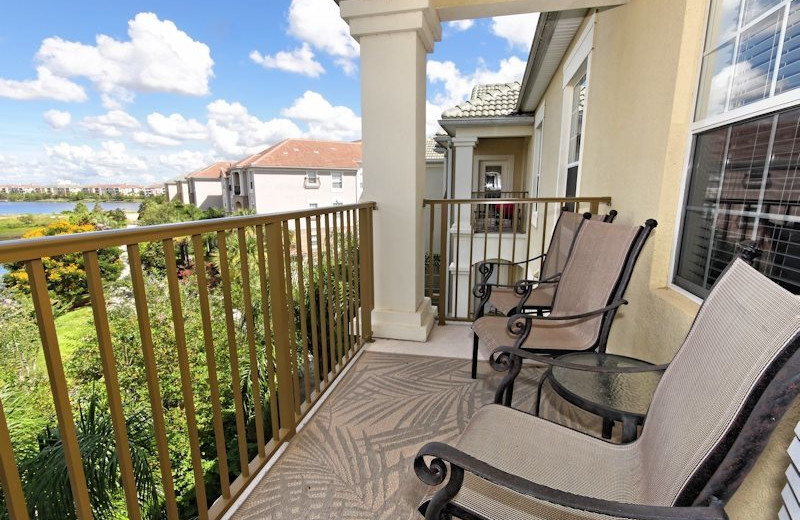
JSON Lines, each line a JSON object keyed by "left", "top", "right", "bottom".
{"left": 675, "top": 0, "right": 800, "bottom": 297}
{"left": 305, "top": 171, "right": 320, "bottom": 188}
{"left": 331, "top": 172, "right": 343, "bottom": 190}
{"left": 309, "top": 203, "right": 318, "bottom": 208}
{"left": 563, "top": 68, "right": 587, "bottom": 211}
{"left": 333, "top": 200, "right": 344, "bottom": 206}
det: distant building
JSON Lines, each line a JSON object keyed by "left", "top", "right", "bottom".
{"left": 221, "top": 138, "right": 362, "bottom": 214}
{"left": 186, "top": 161, "right": 231, "bottom": 210}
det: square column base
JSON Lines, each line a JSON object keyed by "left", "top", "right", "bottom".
{"left": 372, "top": 297, "right": 436, "bottom": 342}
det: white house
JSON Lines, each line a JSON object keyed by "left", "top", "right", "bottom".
{"left": 221, "top": 138, "right": 362, "bottom": 214}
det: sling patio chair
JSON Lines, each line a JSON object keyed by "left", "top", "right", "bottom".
{"left": 473, "top": 208, "right": 618, "bottom": 320}
{"left": 471, "top": 218, "right": 656, "bottom": 383}
{"left": 414, "top": 258, "right": 800, "bottom": 520}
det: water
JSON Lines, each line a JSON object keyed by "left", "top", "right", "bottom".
{"left": 0, "top": 201, "right": 142, "bottom": 215}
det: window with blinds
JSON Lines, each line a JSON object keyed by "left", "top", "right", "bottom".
{"left": 676, "top": 0, "right": 800, "bottom": 297}
{"left": 676, "top": 106, "right": 800, "bottom": 295}
{"left": 696, "top": 0, "right": 800, "bottom": 120}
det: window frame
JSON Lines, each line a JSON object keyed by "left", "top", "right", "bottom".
{"left": 671, "top": 0, "right": 800, "bottom": 300}
{"left": 331, "top": 171, "right": 344, "bottom": 191}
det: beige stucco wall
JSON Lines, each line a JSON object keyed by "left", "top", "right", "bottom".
{"left": 531, "top": 0, "right": 797, "bottom": 517}
{"left": 472, "top": 136, "right": 530, "bottom": 192}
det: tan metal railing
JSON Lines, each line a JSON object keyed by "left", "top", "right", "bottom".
{"left": 0, "top": 202, "right": 375, "bottom": 519}
{"left": 423, "top": 196, "right": 612, "bottom": 323}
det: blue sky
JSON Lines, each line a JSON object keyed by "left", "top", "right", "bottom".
{"left": 0, "top": 1, "right": 537, "bottom": 185}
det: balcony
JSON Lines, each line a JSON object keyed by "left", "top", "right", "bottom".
{"left": 0, "top": 196, "right": 617, "bottom": 519}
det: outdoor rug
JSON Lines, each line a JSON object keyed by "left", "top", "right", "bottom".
{"left": 231, "top": 351, "right": 605, "bottom": 520}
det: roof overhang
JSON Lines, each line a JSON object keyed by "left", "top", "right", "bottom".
{"left": 439, "top": 115, "right": 536, "bottom": 136}
{"left": 516, "top": 9, "right": 587, "bottom": 112}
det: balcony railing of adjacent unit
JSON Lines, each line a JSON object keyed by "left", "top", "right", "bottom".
{"left": 0, "top": 202, "right": 375, "bottom": 520}
{"left": 424, "top": 196, "right": 612, "bottom": 323}
{"left": 471, "top": 190, "right": 530, "bottom": 233}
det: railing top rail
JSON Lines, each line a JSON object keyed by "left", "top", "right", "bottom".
{"left": 0, "top": 201, "right": 377, "bottom": 264}
{"left": 423, "top": 196, "right": 612, "bottom": 205}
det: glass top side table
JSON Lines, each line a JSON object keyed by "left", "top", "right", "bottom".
{"left": 539, "top": 351, "right": 664, "bottom": 443}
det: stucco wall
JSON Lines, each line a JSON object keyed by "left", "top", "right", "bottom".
{"left": 190, "top": 179, "right": 224, "bottom": 210}
{"left": 531, "top": 0, "right": 796, "bottom": 516}
{"left": 250, "top": 168, "right": 359, "bottom": 215}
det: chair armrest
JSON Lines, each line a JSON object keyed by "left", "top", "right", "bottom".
{"left": 489, "top": 346, "right": 670, "bottom": 374}
{"left": 476, "top": 253, "right": 546, "bottom": 269}
{"left": 415, "top": 441, "right": 728, "bottom": 520}
{"left": 503, "top": 299, "right": 629, "bottom": 335}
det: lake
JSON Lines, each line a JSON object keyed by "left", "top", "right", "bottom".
{"left": 0, "top": 201, "right": 142, "bottom": 215}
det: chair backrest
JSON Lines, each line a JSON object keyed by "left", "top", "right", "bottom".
{"left": 549, "top": 218, "right": 656, "bottom": 351}
{"left": 541, "top": 209, "right": 618, "bottom": 280}
{"left": 637, "top": 259, "right": 800, "bottom": 507}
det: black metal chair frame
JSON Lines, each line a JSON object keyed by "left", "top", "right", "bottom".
{"left": 416, "top": 330, "right": 800, "bottom": 519}
{"left": 478, "top": 219, "right": 657, "bottom": 398}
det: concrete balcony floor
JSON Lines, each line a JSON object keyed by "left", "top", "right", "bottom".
{"left": 227, "top": 323, "right": 608, "bottom": 520}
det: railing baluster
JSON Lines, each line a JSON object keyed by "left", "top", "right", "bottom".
{"left": 26, "top": 259, "right": 93, "bottom": 520}
{"left": 349, "top": 209, "right": 362, "bottom": 348}
{"left": 264, "top": 221, "right": 297, "bottom": 439}
{"left": 163, "top": 238, "right": 209, "bottom": 520}
{"left": 255, "top": 226, "right": 280, "bottom": 443}
{"left": 323, "top": 213, "right": 338, "bottom": 372}
{"left": 454, "top": 204, "right": 461, "bottom": 320}
{"left": 216, "top": 231, "right": 250, "bottom": 479}
{"left": 190, "top": 235, "right": 231, "bottom": 498}
{"left": 128, "top": 244, "right": 180, "bottom": 520}
{"left": 438, "top": 204, "right": 448, "bottom": 325}
{"left": 330, "top": 212, "right": 344, "bottom": 367}
{"left": 280, "top": 221, "right": 302, "bottom": 415}
{"left": 525, "top": 201, "right": 534, "bottom": 279}
{"left": 293, "top": 219, "right": 312, "bottom": 406}
{"left": 467, "top": 203, "right": 475, "bottom": 320}
{"left": 541, "top": 203, "right": 549, "bottom": 275}
{"left": 427, "top": 204, "right": 434, "bottom": 300}
{"left": 358, "top": 206, "right": 374, "bottom": 343}
{"left": 0, "top": 397, "right": 29, "bottom": 520}
{"left": 305, "top": 216, "right": 322, "bottom": 394}
{"left": 315, "top": 215, "right": 331, "bottom": 382}
{"left": 237, "top": 228, "right": 266, "bottom": 457}
{"left": 84, "top": 251, "right": 142, "bottom": 520}
{"left": 339, "top": 210, "right": 353, "bottom": 359}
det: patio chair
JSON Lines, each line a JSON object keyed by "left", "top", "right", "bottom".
{"left": 471, "top": 218, "right": 656, "bottom": 383}
{"left": 415, "top": 258, "right": 800, "bottom": 520}
{"left": 473, "top": 208, "right": 618, "bottom": 319}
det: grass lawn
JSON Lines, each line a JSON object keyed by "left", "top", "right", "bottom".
{"left": 0, "top": 214, "right": 55, "bottom": 241}
{"left": 53, "top": 307, "right": 94, "bottom": 360}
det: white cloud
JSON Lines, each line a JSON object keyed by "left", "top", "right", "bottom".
{"left": 158, "top": 150, "right": 217, "bottom": 172}
{"left": 0, "top": 66, "right": 87, "bottom": 102}
{"left": 426, "top": 56, "right": 527, "bottom": 134}
{"left": 282, "top": 90, "right": 361, "bottom": 141}
{"left": 206, "top": 99, "right": 302, "bottom": 156}
{"left": 80, "top": 110, "right": 140, "bottom": 137}
{"left": 448, "top": 20, "right": 475, "bottom": 31}
{"left": 250, "top": 43, "right": 325, "bottom": 77}
{"left": 36, "top": 12, "right": 214, "bottom": 98}
{"left": 43, "top": 109, "right": 72, "bottom": 129}
{"left": 132, "top": 131, "right": 182, "bottom": 147}
{"left": 146, "top": 112, "right": 207, "bottom": 140}
{"left": 490, "top": 13, "right": 540, "bottom": 50}
{"left": 288, "top": 0, "right": 359, "bottom": 74}
{"left": 45, "top": 141, "right": 147, "bottom": 178}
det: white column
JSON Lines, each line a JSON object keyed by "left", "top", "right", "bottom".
{"left": 340, "top": 1, "right": 441, "bottom": 341}
{"left": 449, "top": 136, "right": 478, "bottom": 317}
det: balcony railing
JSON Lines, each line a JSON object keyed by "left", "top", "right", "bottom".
{"left": 423, "top": 196, "right": 612, "bottom": 322}
{"left": 0, "top": 202, "right": 375, "bottom": 519}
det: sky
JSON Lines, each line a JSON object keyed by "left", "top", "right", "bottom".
{"left": 0, "top": 1, "right": 538, "bottom": 186}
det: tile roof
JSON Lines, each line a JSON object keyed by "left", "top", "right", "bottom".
{"left": 441, "top": 81, "right": 524, "bottom": 119}
{"left": 425, "top": 138, "right": 444, "bottom": 161}
{"left": 187, "top": 161, "right": 233, "bottom": 179}
{"left": 234, "top": 139, "right": 362, "bottom": 169}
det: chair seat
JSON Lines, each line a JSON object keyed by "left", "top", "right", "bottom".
{"left": 486, "top": 286, "right": 556, "bottom": 315}
{"left": 423, "top": 404, "right": 640, "bottom": 520}
{"left": 473, "top": 314, "right": 599, "bottom": 353}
